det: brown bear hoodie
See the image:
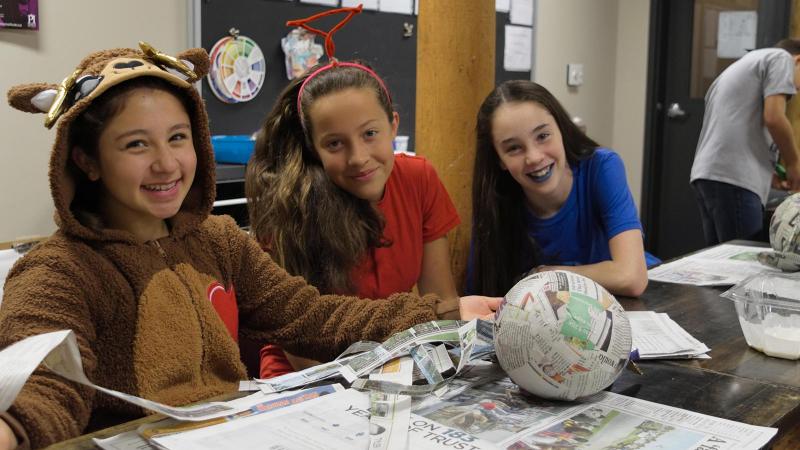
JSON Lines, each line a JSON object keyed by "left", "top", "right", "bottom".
{"left": 0, "top": 44, "right": 459, "bottom": 449}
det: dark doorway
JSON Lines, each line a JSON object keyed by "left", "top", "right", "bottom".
{"left": 641, "top": 0, "right": 792, "bottom": 260}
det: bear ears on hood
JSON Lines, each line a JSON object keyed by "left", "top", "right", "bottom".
{"left": 6, "top": 42, "right": 209, "bottom": 128}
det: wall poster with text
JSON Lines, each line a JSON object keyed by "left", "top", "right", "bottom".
{"left": 0, "top": 0, "right": 38, "bottom": 30}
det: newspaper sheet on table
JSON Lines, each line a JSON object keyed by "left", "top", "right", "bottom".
{"left": 150, "top": 378, "right": 776, "bottom": 450}
{"left": 628, "top": 311, "right": 710, "bottom": 359}
{"left": 412, "top": 376, "right": 776, "bottom": 450}
{"left": 94, "top": 384, "right": 343, "bottom": 450}
{"left": 647, "top": 244, "right": 780, "bottom": 286}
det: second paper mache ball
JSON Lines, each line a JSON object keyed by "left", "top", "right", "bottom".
{"left": 493, "top": 270, "right": 632, "bottom": 400}
{"left": 759, "top": 193, "right": 800, "bottom": 272}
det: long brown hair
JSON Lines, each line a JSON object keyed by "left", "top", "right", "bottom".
{"left": 470, "top": 80, "right": 599, "bottom": 296}
{"left": 246, "top": 62, "right": 393, "bottom": 294}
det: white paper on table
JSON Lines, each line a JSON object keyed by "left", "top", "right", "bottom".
{"left": 510, "top": 0, "right": 533, "bottom": 26}
{"left": 94, "top": 431, "right": 158, "bottom": 450}
{"left": 504, "top": 25, "right": 532, "bottom": 72}
{"left": 379, "top": 0, "right": 413, "bottom": 15}
{"left": 0, "top": 330, "right": 248, "bottom": 421}
{"left": 152, "top": 388, "right": 371, "bottom": 450}
{"left": 628, "top": 312, "right": 710, "bottom": 359}
{"left": 96, "top": 386, "right": 340, "bottom": 449}
{"left": 648, "top": 244, "right": 780, "bottom": 286}
{"left": 496, "top": 0, "right": 511, "bottom": 13}
{"left": 299, "top": 0, "right": 339, "bottom": 6}
{"left": 342, "top": 0, "right": 378, "bottom": 9}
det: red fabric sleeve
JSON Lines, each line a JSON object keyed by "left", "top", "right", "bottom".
{"left": 259, "top": 344, "right": 295, "bottom": 379}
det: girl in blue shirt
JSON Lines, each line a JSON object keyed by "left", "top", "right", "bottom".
{"left": 469, "top": 80, "right": 658, "bottom": 297}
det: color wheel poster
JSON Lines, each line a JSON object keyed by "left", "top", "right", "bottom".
{"left": 0, "top": 0, "right": 38, "bottom": 30}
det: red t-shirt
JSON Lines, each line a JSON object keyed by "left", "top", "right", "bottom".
{"left": 259, "top": 154, "right": 460, "bottom": 378}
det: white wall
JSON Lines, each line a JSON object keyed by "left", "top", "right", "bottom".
{"left": 612, "top": 0, "right": 650, "bottom": 209}
{"left": 535, "top": 0, "right": 650, "bottom": 210}
{"left": 0, "top": 0, "right": 188, "bottom": 243}
{"left": 535, "top": 0, "right": 620, "bottom": 147}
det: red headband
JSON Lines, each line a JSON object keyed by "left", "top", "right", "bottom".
{"left": 287, "top": 5, "right": 393, "bottom": 130}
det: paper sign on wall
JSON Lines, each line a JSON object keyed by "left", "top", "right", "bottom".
{"left": 504, "top": 25, "right": 532, "bottom": 72}
{"left": 717, "top": 11, "right": 757, "bottom": 59}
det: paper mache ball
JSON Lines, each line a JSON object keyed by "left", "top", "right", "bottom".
{"left": 759, "top": 193, "right": 800, "bottom": 272}
{"left": 493, "top": 270, "right": 632, "bottom": 401}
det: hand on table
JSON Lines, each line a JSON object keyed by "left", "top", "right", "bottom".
{"left": 459, "top": 296, "right": 502, "bottom": 321}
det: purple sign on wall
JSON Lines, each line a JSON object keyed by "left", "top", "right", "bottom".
{"left": 0, "top": 0, "right": 39, "bottom": 30}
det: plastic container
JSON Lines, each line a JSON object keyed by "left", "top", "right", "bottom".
{"left": 722, "top": 272, "right": 800, "bottom": 359}
{"left": 212, "top": 135, "right": 255, "bottom": 164}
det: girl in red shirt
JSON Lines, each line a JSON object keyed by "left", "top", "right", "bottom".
{"left": 247, "top": 29, "right": 461, "bottom": 380}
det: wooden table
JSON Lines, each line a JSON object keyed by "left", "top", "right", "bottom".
{"left": 611, "top": 279, "right": 800, "bottom": 449}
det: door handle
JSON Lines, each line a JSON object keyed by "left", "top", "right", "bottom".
{"left": 666, "top": 102, "right": 687, "bottom": 119}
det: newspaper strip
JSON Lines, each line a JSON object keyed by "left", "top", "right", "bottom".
{"left": 94, "top": 384, "right": 343, "bottom": 450}
{"left": 648, "top": 244, "right": 780, "bottom": 286}
{"left": 340, "top": 320, "right": 466, "bottom": 381}
{"left": 496, "top": 271, "right": 632, "bottom": 401}
{"left": 0, "top": 330, "right": 247, "bottom": 421}
{"left": 254, "top": 353, "right": 357, "bottom": 394}
{"left": 629, "top": 311, "right": 710, "bottom": 359}
{"left": 253, "top": 340, "right": 380, "bottom": 394}
{"left": 350, "top": 320, "right": 485, "bottom": 397}
{"left": 410, "top": 344, "right": 454, "bottom": 385}
{"left": 368, "top": 357, "right": 413, "bottom": 450}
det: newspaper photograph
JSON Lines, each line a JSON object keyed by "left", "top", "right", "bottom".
{"left": 648, "top": 244, "right": 780, "bottom": 286}
{"left": 413, "top": 377, "right": 777, "bottom": 450}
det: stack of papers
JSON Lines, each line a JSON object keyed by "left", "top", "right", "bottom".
{"left": 629, "top": 311, "right": 710, "bottom": 359}
{"left": 647, "top": 244, "right": 779, "bottom": 286}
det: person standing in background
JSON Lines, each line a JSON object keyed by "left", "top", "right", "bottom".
{"left": 690, "top": 38, "right": 800, "bottom": 246}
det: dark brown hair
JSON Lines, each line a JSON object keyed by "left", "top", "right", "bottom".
{"left": 775, "top": 38, "right": 800, "bottom": 55}
{"left": 246, "top": 62, "right": 393, "bottom": 294}
{"left": 470, "top": 80, "right": 599, "bottom": 296}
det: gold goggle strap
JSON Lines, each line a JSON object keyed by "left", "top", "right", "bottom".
{"left": 139, "top": 41, "right": 197, "bottom": 82}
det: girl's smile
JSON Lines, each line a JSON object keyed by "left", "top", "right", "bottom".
{"left": 308, "top": 87, "right": 398, "bottom": 202}
{"left": 491, "top": 101, "right": 572, "bottom": 218}
{"left": 76, "top": 87, "right": 197, "bottom": 241}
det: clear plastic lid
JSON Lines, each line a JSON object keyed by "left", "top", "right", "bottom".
{"left": 721, "top": 272, "right": 800, "bottom": 311}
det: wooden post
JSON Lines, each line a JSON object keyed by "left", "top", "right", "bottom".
{"left": 416, "top": 0, "right": 495, "bottom": 292}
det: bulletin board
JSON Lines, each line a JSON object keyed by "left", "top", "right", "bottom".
{"left": 200, "top": 0, "right": 532, "bottom": 150}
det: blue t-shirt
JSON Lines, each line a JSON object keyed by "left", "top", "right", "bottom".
{"left": 529, "top": 148, "right": 660, "bottom": 267}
